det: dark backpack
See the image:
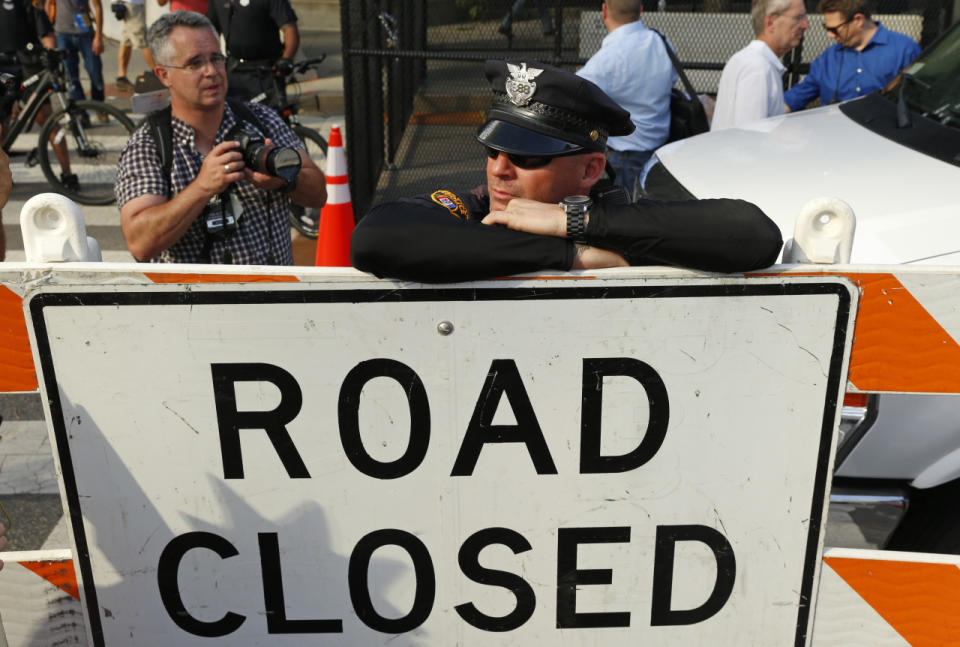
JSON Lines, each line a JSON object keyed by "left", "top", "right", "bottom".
{"left": 145, "top": 98, "right": 267, "bottom": 198}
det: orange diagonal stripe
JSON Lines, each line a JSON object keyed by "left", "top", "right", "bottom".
{"left": 844, "top": 273, "right": 960, "bottom": 393}
{"left": 825, "top": 556, "right": 960, "bottom": 646}
{"left": 0, "top": 285, "right": 37, "bottom": 392}
{"left": 21, "top": 559, "right": 80, "bottom": 600}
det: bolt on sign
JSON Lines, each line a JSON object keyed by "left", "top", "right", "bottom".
{"left": 24, "top": 274, "right": 856, "bottom": 646}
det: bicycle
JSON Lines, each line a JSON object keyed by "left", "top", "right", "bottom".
{"left": 1, "top": 48, "right": 136, "bottom": 205}
{"left": 246, "top": 56, "right": 330, "bottom": 239}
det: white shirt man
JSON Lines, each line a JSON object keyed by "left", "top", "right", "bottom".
{"left": 712, "top": 0, "right": 809, "bottom": 130}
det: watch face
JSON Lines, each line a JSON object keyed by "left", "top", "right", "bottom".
{"left": 564, "top": 195, "right": 591, "bottom": 207}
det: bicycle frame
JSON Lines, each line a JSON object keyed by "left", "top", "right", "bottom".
{"left": 2, "top": 54, "right": 73, "bottom": 153}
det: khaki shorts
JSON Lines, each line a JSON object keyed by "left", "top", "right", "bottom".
{"left": 120, "top": 3, "right": 147, "bottom": 49}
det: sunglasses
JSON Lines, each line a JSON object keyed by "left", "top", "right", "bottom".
{"left": 823, "top": 17, "right": 852, "bottom": 35}
{"left": 485, "top": 146, "right": 579, "bottom": 169}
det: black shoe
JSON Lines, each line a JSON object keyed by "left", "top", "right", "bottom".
{"left": 116, "top": 76, "right": 135, "bottom": 93}
{"left": 498, "top": 20, "right": 513, "bottom": 37}
{"left": 60, "top": 173, "right": 80, "bottom": 192}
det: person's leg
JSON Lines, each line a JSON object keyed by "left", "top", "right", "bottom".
{"left": 141, "top": 47, "right": 155, "bottom": 69}
{"left": 118, "top": 43, "right": 132, "bottom": 79}
{"left": 33, "top": 104, "right": 72, "bottom": 176}
{"left": 57, "top": 33, "right": 86, "bottom": 101}
{"left": 500, "top": 0, "right": 527, "bottom": 35}
{"left": 76, "top": 33, "right": 105, "bottom": 101}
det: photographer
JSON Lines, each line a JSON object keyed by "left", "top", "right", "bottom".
{"left": 351, "top": 60, "right": 783, "bottom": 282}
{"left": 115, "top": 12, "right": 325, "bottom": 264}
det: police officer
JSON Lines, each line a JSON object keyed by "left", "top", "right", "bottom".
{"left": 350, "top": 59, "right": 783, "bottom": 283}
{"left": 0, "top": 0, "right": 55, "bottom": 119}
{"left": 207, "top": 0, "right": 299, "bottom": 102}
{"left": 1, "top": 0, "right": 77, "bottom": 190}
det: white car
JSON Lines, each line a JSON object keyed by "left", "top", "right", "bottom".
{"left": 641, "top": 21, "right": 960, "bottom": 553}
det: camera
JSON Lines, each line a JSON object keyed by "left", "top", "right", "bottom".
{"left": 226, "top": 122, "right": 301, "bottom": 188}
{"left": 111, "top": 1, "right": 127, "bottom": 21}
{"left": 0, "top": 72, "right": 17, "bottom": 97}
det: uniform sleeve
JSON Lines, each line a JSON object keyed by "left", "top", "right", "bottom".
{"left": 584, "top": 198, "right": 783, "bottom": 272}
{"left": 207, "top": 0, "right": 221, "bottom": 31}
{"left": 784, "top": 56, "right": 825, "bottom": 111}
{"left": 30, "top": 5, "right": 54, "bottom": 40}
{"left": 351, "top": 196, "right": 576, "bottom": 283}
{"left": 268, "top": 0, "right": 296, "bottom": 26}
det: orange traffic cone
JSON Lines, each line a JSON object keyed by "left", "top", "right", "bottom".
{"left": 315, "top": 125, "right": 355, "bottom": 266}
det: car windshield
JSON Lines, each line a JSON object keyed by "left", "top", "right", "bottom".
{"left": 889, "top": 22, "right": 960, "bottom": 128}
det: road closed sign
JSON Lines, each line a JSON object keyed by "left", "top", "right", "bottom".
{"left": 26, "top": 274, "right": 855, "bottom": 646}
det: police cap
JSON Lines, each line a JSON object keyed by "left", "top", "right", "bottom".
{"left": 476, "top": 58, "right": 635, "bottom": 156}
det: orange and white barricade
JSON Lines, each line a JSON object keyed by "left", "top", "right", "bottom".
{"left": 1, "top": 262, "right": 959, "bottom": 646}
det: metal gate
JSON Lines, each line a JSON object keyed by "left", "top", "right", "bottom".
{"left": 340, "top": 0, "right": 951, "bottom": 218}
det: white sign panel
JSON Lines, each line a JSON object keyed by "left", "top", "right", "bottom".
{"left": 27, "top": 277, "right": 855, "bottom": 646}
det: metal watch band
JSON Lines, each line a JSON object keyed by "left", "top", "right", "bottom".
{"left": 566, "top": 210, "right": 587, "bottom": 242}
{"left": 562, "top": 195, "right": 591, "bottom": 243}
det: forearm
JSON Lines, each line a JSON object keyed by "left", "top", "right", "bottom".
{"left": 122, "top": 183, "right": 212, "bottom": 261}
{"left": 351, "top": 201, "right": 575, "bottom": 282}
{"left": 288, "top": 161, "right": 325, "bottom": 208}
{"left": 91, "top": 0, "right": 103, "bottom": 32}
{"left": 585, "top": 199, "right": 783, "bottom": 272}
{"left": 281, "top": 25, "right": 299, "bottom": 59}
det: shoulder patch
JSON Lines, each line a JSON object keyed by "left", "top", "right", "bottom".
{"left": 431, "top": 190, "right": 469, "bottom": 218}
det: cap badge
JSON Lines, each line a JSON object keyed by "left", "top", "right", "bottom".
{"left": 505, "top": 62, "right": 543, "bottom": 107}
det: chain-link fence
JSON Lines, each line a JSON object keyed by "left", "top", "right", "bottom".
{"left": 341, "top": 0, "right": 952, "bottom": 217}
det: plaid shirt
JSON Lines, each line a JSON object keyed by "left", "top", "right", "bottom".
{"left": 116, "top": 102, "right": 300, "bottom": 265}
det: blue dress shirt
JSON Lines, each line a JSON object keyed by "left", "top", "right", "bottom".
{"left": 577, "top": 19, "right": 677, "bottom": 153}
{"left": 784, "top": 23, "right": 921, "bottom": 110}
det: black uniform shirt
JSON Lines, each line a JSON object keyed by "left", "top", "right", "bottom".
{"left": 351, "top": 185, "right": 783, "bottom": 283}
{"left": 208, "top": 0, "right": 296, "bottom": 61}
{"left": 0, "top": 0, "right": 52, "bottom": 56}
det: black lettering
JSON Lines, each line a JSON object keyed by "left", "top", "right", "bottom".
{"left": 157, "top": 532, "right": 245, "bottom": 637}
{"left": 348, "top": 529, "right": 435, "bottom": 633}
{"left": 338, "top": 359, "right": 431, "bottom": 479}
{"left": 451, "top": 360, "right": 557, "bottom": 476}
{"left": 556, "top": 527, "right": 631, "bottom": 628}
{"left": 455, "top": 527, "right": 535, "bottom": 632}
{"left": 258, "top": 532, "right": 343, "bottom": 633}
{"left": 580, "top": 358, "right": 669, "bottom": 473}
{"left": 651, "top": 524, "right": 736, "bottom": 626}
{"left": 211, "top": 363, "right": 309, "bottom": 479}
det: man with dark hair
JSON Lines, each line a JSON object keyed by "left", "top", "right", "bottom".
{"left": 712, "top": 0, "right": 809, "bottom": 130}
{"left": 784, "top": 0, "right": 920, "bottom": 110}
{"left": 207, "top": 0, "right": 299, "bottom": 102}
{"left": 351, "top": 59, "right": 783, "bottom": 283}
{"left": 577, "top": 0, "right": 675, "bottom": 196}
{"left": 115, "top": 11, "right": 325, "bottom": 264}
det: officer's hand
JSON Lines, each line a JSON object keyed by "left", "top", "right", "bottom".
{"left": 198, "top": 140, "right": 245, "bottom": 195}
{"left": 242, "top": 139, "right": 288, "bottom": 192}
{"left": 481, "top": 198, "right": 565, "bottom": 237}
{"left": 571, "top": 244, "right": 628, "bottom": 270}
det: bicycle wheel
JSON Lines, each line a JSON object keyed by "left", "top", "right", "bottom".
{"left": 288, "top": 124, "right": 328, "bottom": 239}
{"left": 37, "top": 99, "right": 136, "bottom": 205}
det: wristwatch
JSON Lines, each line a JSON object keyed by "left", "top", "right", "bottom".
{"left": 561, "top": 195, "right": 592, "bottom": 243}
